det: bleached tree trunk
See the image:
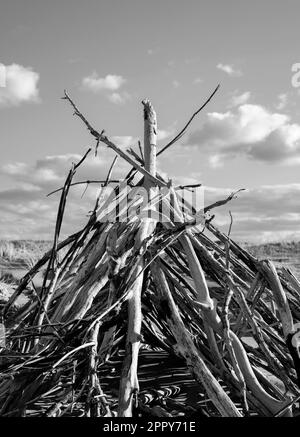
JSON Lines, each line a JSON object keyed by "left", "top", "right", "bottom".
{"left": 118, "top": 99, "right": 157, "bottom": 417}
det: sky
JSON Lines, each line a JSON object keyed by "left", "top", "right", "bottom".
{"left": 1, "top": 0, "right": 300, "bottom": 242}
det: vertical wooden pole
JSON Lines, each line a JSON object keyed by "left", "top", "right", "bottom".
{"left": 142, "top": 99, "right": 157, "bottom": 195}
{"left": 118, "top": 100, "right": 157, "bottom": 417}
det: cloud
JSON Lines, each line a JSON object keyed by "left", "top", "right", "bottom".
{"left": 184, "top": 58, "right": 199, "bottom": 65}
{"left": 201, "top": 183, "right": 300, "bottom": 243}
{"left": 82, "top": 72, "right": 130, "bottom": 104}
{"left": 147, "top": 48, "right": 160, "bottom": 55}
{"left": 172, "top": 80, "right": 180, "bottom": 89}
{"left": 82, "top": 73, "right": 126, "bottom": 92}
{"left": 108, "top": 91, "right": 130, "bottom": 105}
{"left": 186, "top": 102, "right": 300, "bottom": 165}
{"left": 276, "top": 93, "right": 288, "bottom": 110}
{"left": 3, "top": 154, "right": 82, "bottom": 188}
{"left": 0, "top": 63, "right": 40, "bottom": 107}
{"left": 1, "top": 151, "right": 300, "bottom": 243}
{"left": 1, "top": 152, "right": 131, "bottom": 198}
{"left": 217, "top": 63, "right": 242, "bottom": 77}
{"left": 0, "top": 64, "right": 5, "bottom": 87}
{"left": 228, "top": 91, "right": 251, "bottom": 108}
{"left": 0, "top": 151, "right": 131, "bottom": 239}
{"left": 108, "top": 93, "right": 123, "bottom": 104}
{"left": 193, "top": 77, "right": 203, "bottom": 85}
{"left": 208, "top": 155, "right": 224, "bottom": 168}
{"left": 157, "top": 128, "right": 174, "bottom": 141}
{"left": 111, "top": 136, "right": 138, "bottom": 148}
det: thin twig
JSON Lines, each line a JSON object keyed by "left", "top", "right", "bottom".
{"left": 47, "top": 180, "right": 120, "bottom": 197}
{"left": 104, "top": 155, "right": 118, "bottom": 187}
{"left": 204, "top": 189, "right": 246, "bottom": 213}
{"left": 157, "top": 84, "right": 220, "bottom": 156}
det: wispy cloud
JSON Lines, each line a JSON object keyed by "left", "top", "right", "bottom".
{"left": 82, "top": 73, "right": 126, "bottom": 92}
{"left": 0, "top": 63, "right": 40, "bottom": 107}
{"left": 201, "top": 183, "right": 300, "bottom": 243}
{"left": 184, "top": 57, "right": 199, "bottom": 65}
{"left": 147, "top": 48, "right": 160, "bottom": 55}
{"left": 228, "top": 91, "right": 251, "bottom": 107}
{"left": 1, "top": 151, "right": 300, "bottom": 243}
{"left": 172, "top": 80, "right": 180, "bottom": 89}
{"left": 157, "top": 128, "right": 174, "bottom": 141}
{"left": 217, "top": 63, "right": 242, "bottom": 77}
{"left": 0, "top": 152, "right": 130, "bottom": 239}
{"left": 111, "top": 135, "right": 138, "bottom": 148}
{"left": 108, "top": 91, "right": 130, "bottom": 105}
{"left": 82, "top": 72, "right": 130, "bottom": 104}
{"left": 276, "top": 93, "right": 288, "bottom": 110}
{"left": 171, "top": 179, "right": 300, "bottom": 242}
{"left": 193, "top": 77, "right": 203, "bottom": 85}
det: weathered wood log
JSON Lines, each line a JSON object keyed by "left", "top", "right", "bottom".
{"left": 151, "top": 261, "right": 242, "bottom": 417}
{"left": 259, "top": 260, "right": 294, "bottom": 338}
{"left": 118, "top": 99, "right": 157, "bottom": 417}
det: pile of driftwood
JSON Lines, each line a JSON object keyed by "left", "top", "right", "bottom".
{"left": 0, "top": 89, "right": 300, "bottom": 417}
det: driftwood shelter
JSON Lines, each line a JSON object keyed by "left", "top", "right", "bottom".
{"left": 0, "top": 88, "right": 300, "bottom": 417}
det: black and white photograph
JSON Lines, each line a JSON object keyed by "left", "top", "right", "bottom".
{"left": 0, "top": 0, "right": 300, "bottom": 424}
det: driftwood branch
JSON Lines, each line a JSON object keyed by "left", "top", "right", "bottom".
{"left": 157, "top": 84, "right": 220, "bottom": 156}
{"left": 118, "top": 99, "right": 158, "bottom": 417}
